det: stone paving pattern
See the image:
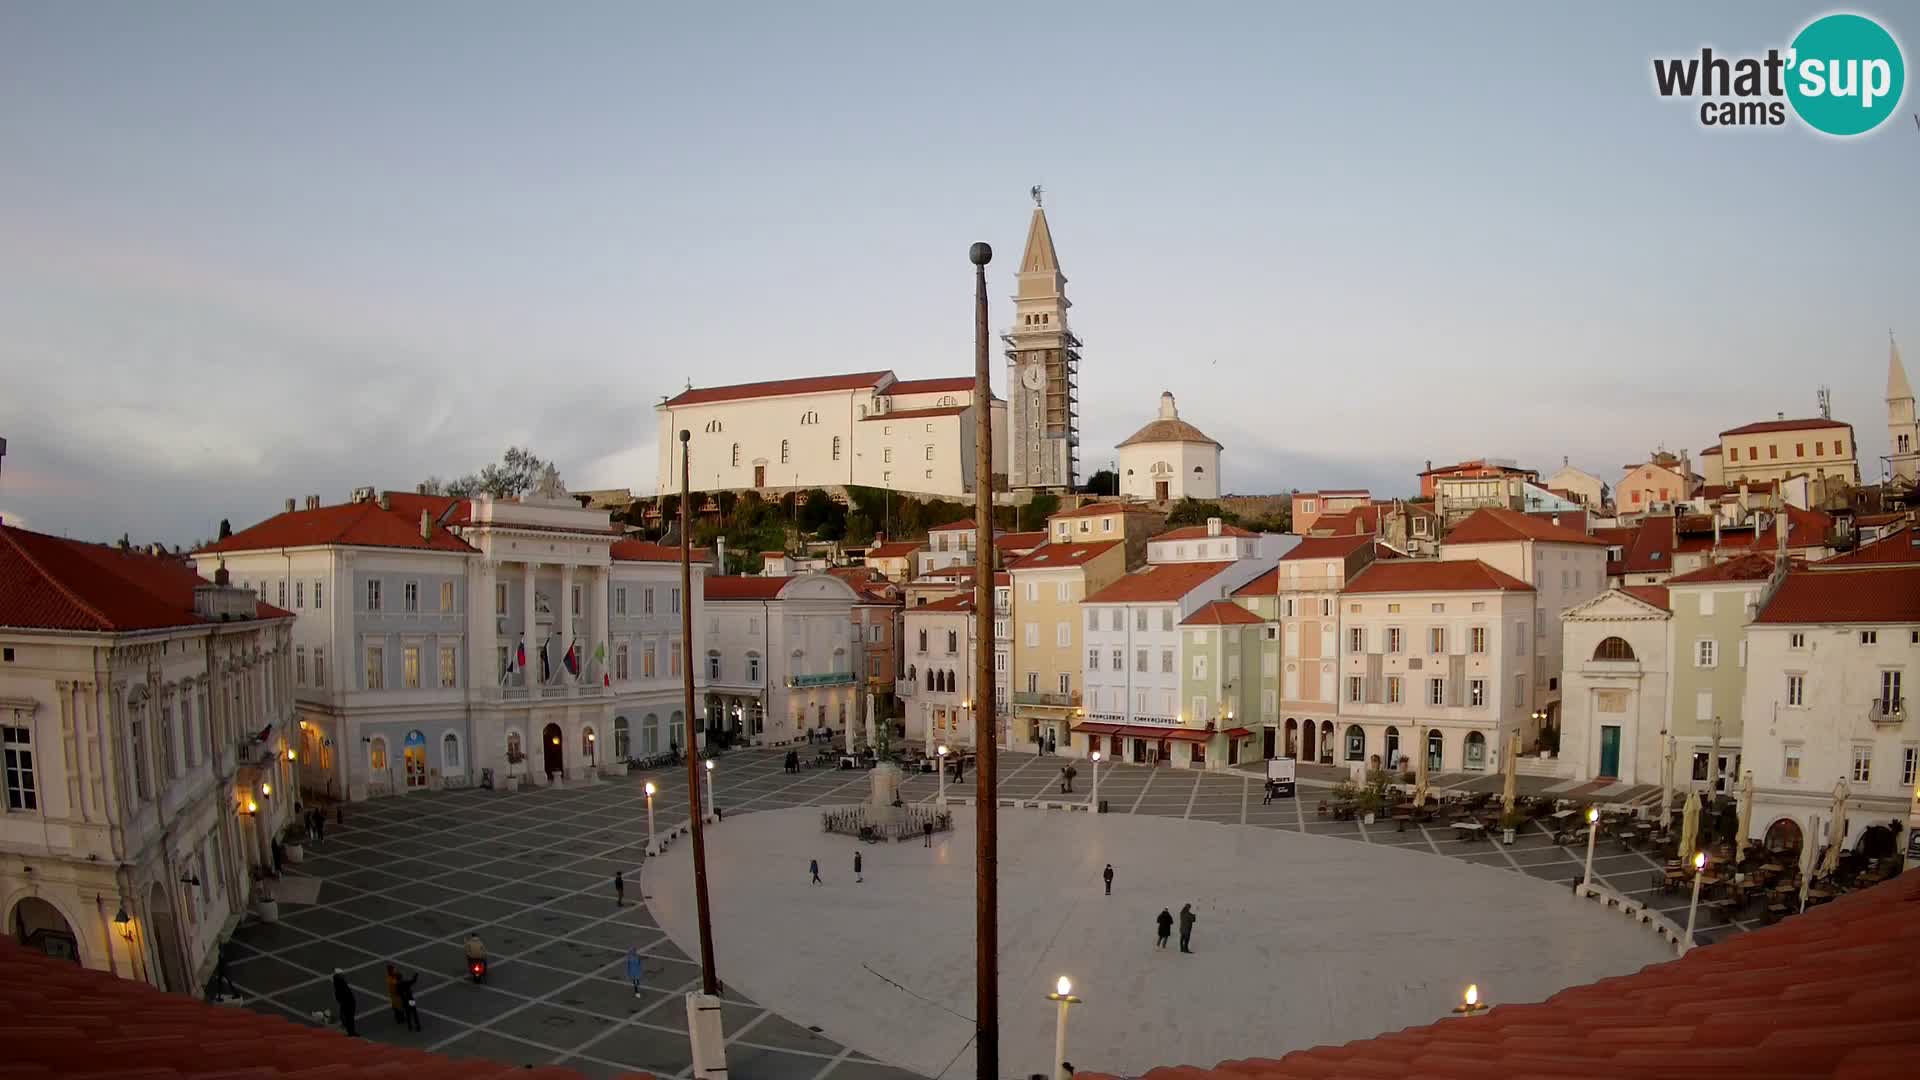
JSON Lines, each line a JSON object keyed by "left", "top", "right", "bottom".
{"left": 229, "top": 747, "right": 1745, "bottom": 1078}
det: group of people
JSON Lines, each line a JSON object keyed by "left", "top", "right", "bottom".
{"left": 781, "top": 749, "right": 808, "bottom": 774}
{"left": 1105, "top": 864, "right": 1198, "bottom": 953}
{"left": 328, "top": 964, "right": 421, "bottom": 1037}
{"left": 808, "top": 850, "right": 865, "bottom": 884}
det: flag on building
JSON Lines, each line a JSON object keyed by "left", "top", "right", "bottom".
{"left": 564, "top": 639, "right": 580, "bottom": 677}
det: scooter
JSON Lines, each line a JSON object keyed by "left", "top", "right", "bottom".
{"left": 467, "top": 956, "right": 488, "bottom": 983}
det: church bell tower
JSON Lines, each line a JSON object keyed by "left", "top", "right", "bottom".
{"left": 1888, "top": 333, "right": 1918, "bottom": 485}
{"left": 1004, "top": 191, "right": 1080, "bottom": 493}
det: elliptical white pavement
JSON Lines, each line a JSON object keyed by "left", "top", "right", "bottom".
{"left": 644, "top": 806, "right": 1674, "bottom": 1079}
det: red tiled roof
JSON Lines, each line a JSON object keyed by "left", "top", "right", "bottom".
{"left": 1621, "top": 585, "right": 1671, "bottom": 610}
{"left": 1620, "top": 517, "right": 1676, "bottom": 574}
{"left": 885, "top": 376, "right": 975, "bottom": 395}
{"left": 1082, "top": 870, "right": 1920, "bottom": 1080}
{"left": 0, "top": 939, "right": 629, "bottom": 1080}
{"left": 196, "top": 501, "right": 477, "bottom": 555}
{"left": 1664, "top": 551, "right": 1780, "bottom": 585}
{"left": 1345, "top": 559, "right": 1534, "bottom": 594}
{"left": 1279, "top": 534, "right": 1375, "bottom": 561}
{"left": 1309, "top": 505, "right": 1380, "bottom": 535}
{"left": 1298, "top": 488, "right": 1370, "bottom": 498}
{"left": 609, "top": 539, "right": 701, "bottom": 563}
{"left": 928, "top": 519, "right": 976, "bottom": 532}
{"left": 1817, "top": 525, "right": 1920, "bottom": 566}
{"left": 1232, "top": 568, "right": 1279, "bottom": 596}
{"left": 2, "top": 524, "right": 289, "bottom": 632}
{"left": 379, "top": 490, "right": 467, "bottom": 525}
{"left": 1719, "top": 416, "right": 1852, "bottom": 436}
{"left": 1671, "top": 506, "right": 1832, "bottom": 556}
{"left": 1699, "top": 480, "right": 1779, "bottom": 498}
{"left": 1698, "top": 445, "right": 1722, "bottom": 455}
{"left": 1523, "top": 507, "right": 1587, "bottom": 534}
{"left": 1153, "top": 523, "right": 1257, "bottom": 541}
{"left": 1419, "top": 459, "right": 1534, "bottom": 477}
{"left": 1756, "top": 564, "right": 1920, "bottom": 624}
{"left": 864, "top": 541, "right": 924, "bottom": 559}
{"left": 1008, "top": 540, "right": 1123, "bottom": 570}
{"left": 915, "top": 594, "right": 976, "bottom": 613}
{"left": 1050, "top": 501, "right": 1160, "bottom": 520}
{"left": 660, "top": 370, "right": 891, "bottom": 407}
{"left": 1180, "top": 599, "right": 1265, "bottom": 626}
{"left": 703, "top": 575, "right": 791, "bottom": 600}
{"left": 1444, "top": 508, "right": 1606, "bottom": 546}
{"left": 1085, "top": 561, "right": 1237, "bottom": 604}
{"left": 861, "top": 405, "right": 969, "bottom": 420}
{"left": 1592, "top": 525, "right": 1639, "bottom": 576}
{"left": 994, "top": 530, "right": 1048, "bottom": 551}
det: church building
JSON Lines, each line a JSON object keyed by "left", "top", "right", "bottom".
{"left": 1118, "top": 391, "right": 1223, "bottom": 503}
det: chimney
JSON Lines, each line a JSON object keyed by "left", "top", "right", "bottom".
{"left": 378, "top": 494, "right": 391, "bottom": 511}
{"left": 1776, "top": 411, "right": 1785, "bottom": 421}
{"left": 1206, "top": 516, "right": 1222, "bottom": 537}
{"left": 1776, "top": 506, "right": 1788, "bottom": 549}
{"left": 285, "top": 498, "right": 296, "bottom": 513}
{"left": 716, "top": 536, "right": 727, "bottom": 573}
{"left": 306, "top": 495, "right": 321, "bottom": 510}
{"left": 214, "top": 565, "right": 230, "bottom": 587}
{"left": 421, "top": 509, "right": 432, "bottom": 540}
{"left": 1738, "top": 481, "right": 1749, "bottom": 511}
{"left": 1713, "top": 515, "right": 1721, "bottom": 546}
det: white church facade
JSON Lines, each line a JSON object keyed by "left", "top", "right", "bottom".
{"left": 1118, "top": 392, "right": 1223, "bottom": 503}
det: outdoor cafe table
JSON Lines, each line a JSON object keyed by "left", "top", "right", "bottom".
{"left": 1452, "top": 820, "right": 1487, "bottom": 840}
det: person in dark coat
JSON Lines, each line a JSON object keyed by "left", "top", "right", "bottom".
{"left": 614, "top": 870, "right": 625, "bottom": 907}
{"left": 1178, "top": 903, "right": 1196, "bottom": 953}
{"left": 809, "top": 858, "right": 822, "bottom": 885}
{"left": 923, "top": 820, "right": 934, "bottom": 847}
{"left": 854, "top": 851, "right": 863, "bottom": 883}
{"left": 385, "top": 963, "right": 404, "bottom": 1022}
{"left": 270, "top": 838, "right": 284, "bottom": 877}
{"left": 396, "top": 970, "right": 421, "bottom": 1032}
{"left": 1103, "top": 864, "right": 1114, "bottom": 896}
{"left": 312, "top": 810, "right": 325, "bottom": 844}
{"left": 1155, "top": 909, "right": 1173, "bottom": 949}
{"left": 331, "top": 968, "right": 357, "bottom": 1036}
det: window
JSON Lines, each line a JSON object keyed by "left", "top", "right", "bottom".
{"left": 1795, "top": 442, "right": 1804, "bottom": 457}
{"left": 1593, "top": 637, "right": 1635, "bottom": 661}
{"left": 569, "top": 584, "right": 582, "bottom": 617}
{"left": 780, "top": 439, "right": 790, "bottom": 463}
{"left": 1860, "top": 630, "right": 1879, "bottom": 645}
{"left": 495, "top": 583, "right": 508, "bottom": 614}
{"left": 671, "top": 587, "right": 681, "bottom": 613}
{"left": 1428, "top": 627, "right": 1445, "bottom": 653}
{"left": 1109, "top": 609, "right": 1123, "bottom": 631}
{"left": 831, "top": 436, "right": 842, "bottom": 461}
{"left": 444, "top": 733, "right": 463, "bottom": 770}
{"left": 1086, "top": 609, "right": 1098, "bottom": 631}
{"left": 1192, "top": 654, "right": 1209, "bottom": 679}
{"left": 1783, "top": 743, "right": 1802, "bottom": 779}
{"left": 614, "top": 643, "right": 631, "bottom": 681}
{"left": 296, "top": 646, "right": 308, "bottom": 685}
{"left": 1470, "top": 627, "right": 1487, "bottom": 654}
{"left": 294, "top": 581, "right": 304, "bottom": 608}
{"left": 1851, "top": 746, "right": 1872, "bottom": 783}
{"left": 1696, "top": 689, "right": 1713, "bottom": 721}
{"left": 918, "top": 628, "right": 929, "bottom": 652}
{"left": 365, "top": 646, "right": 385, "bottom": 690}
{"left": 433, "top": 580, "right": 452, "bottom": 613}
{"left": 1837, "top": 439, "right": 1845, "bottom": 454}
{"left": 1161, "top": 649, "right": 1174, "bottom": 673}
{"left": 370, "top": 737, "right": 388, "bottom": 771}
{"left": 1815, "top": 440, "right": 1824, "bottom": 454}
{"left": 1025, "top": 582, "right": 1038, "bottom": 603}
{"left": 1058, "top": 582, "right": 1071, "bottom": 602}
{"left": 614, "top": 587, "right": 627, "bottom": 616}
{"left": 731, "top": 444, "right": 741, "bottom": 466}
{"left": 1881, "top": 670, "right": 1904, "bottom": 711}
{"left": 314, "top": 647, "right": 326, "bottom": 686}
{"left": 1428, "top": 678, "right": 1445, "bottom": 706}
{"left": 1699, "top": 591, "right": 1714, "bottom": 616}
{"left": 1768, "top": 444, "right": 1778, "bottom": 459}
{"left": 366, "top": 579, "right": 382, "bottom": 611}
{"left": 1059, "top": 672, "right": 1072, "bottom": 694}
{"left": 1136, "top": 609, "right": 1148, "bottom": 631}
{"left": 1025, "top": 624, "right": 1038, "bottom": 647}
{"left": 1695, "top": 640, "right": 1718, "bottom": 668}
{"left": 883, "top": 448, "right": 893, "bottom": 463}
{"left": 1110, "top": 648, "right": 1122, "bottom": 670}
{"left": 1388, "top": 603, "right": 1401, "bottom": 614}
{"left": 1349, "top": 627, "right": 1365, "bottom": 652}
{"left": 403, "top": 646, "right": 420, "bottom": 689}
{"left": 1056, "top": 623, "right": 1070, "bottom": 647}
{"left": 1469, "top": 679, "right": 1486, "bottom": 707}
{"left": 403, "top": 581, "right": 419, "bottom": 612}
{"left": 1787, "top": 673, "right": 1805, "bottom": 707}
{"left": 1905, "top": 747, "right": 1918, "bottom": 788}
{"left": 1347, "top": 676, "right": 1364, "bottom": 703}
{"left": 1321, "top": 599, "right": 1331, "bottom": 617}
{"left": 1386, "top": 677, "right": 1403, "bottom": 704}
{"left": 1087, "top": 648, "right": 1101, "bottom": 671}
{"left": 1344, "top": 725, "right": 1365, "bottom": 761}
{"left": 1386, "top": 627, "right": 1402, "bottom": 653}
{"left": 706, "top": 651, "right": 721, "bottom": 680}
{"left": 925, "top": 446, "right": 934, "bottom": 461}
{"left": 276, "top": 580, "right": 286, "bottom": 607}
{"left": 1515, "top": 623, "right": 1527, "bottom": 654}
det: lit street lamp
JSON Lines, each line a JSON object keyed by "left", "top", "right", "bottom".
{"left": 644, "top": 781, "right": 658, "bottom": 855}
{"left": 703, "top": 759, "right": 716, "bottom": 822}
{"left": 1046, "top": 975, "right": 1081, "bottom": 1080}
{"left": 937, "top": 744, "right": 949, "bottom": 806}
{"left": 1683, "top": 851, "right": 1707, "bottom": 953}
{"left": 1451, "top": 983, "right": 1487, "bottom": 1017}
{"left": 1580, "top": 806, "right": 1600, "bottom": 894}
{"left": 1090, "top": 750, "right": 1102, "bottom": 809}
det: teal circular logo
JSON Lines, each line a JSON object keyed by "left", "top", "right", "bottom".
{"left": 1786, "top": 14, "right": 1905, "bottom": 136}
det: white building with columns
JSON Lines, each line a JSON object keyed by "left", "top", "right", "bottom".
{"left": 2, "top": 523, "right": 296, "bottom": 995}
{"left": 193, "top": 479, "right": 707, "bottom": 800}
{"left": 702, "top": 573, "right": 864, "bottom": 746}
{"left": 1557, "top": 586, "right": 1673, "bottom": 786}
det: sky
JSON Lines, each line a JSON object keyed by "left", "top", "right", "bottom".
{"left": 1, "top": 1, "right": 1914, "bottom": 545}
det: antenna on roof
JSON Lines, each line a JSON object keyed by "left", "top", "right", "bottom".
{"left": 1817, "top": 385, "right": 1831, "bottom": 419}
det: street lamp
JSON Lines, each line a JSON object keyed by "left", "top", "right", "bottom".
{"left": 1683, "top": 851, "right": 1707, "bottom": 954}
{"left": 1090, "top": 750, "right": 1102, "bottom": 808}
{"left": 937, "top": 744, "right": 949, "bottom": 806}
{"left": 1580, "top": 807, "right": 1600, "bottom": 894}
{"left": 644, "top": 781, "right": 658, "bottom": 855}
{"left": 703, "top": 758, "right": 716, "bottom": 822}
{"left": 1451, "top": 983, "right": 1487, "bottom": 1017}
{"left": 1046, "top": 975, "right": 1082, "bottom": 1080}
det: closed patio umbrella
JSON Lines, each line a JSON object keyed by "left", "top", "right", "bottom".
{"left": 1501, "top": 730, "right": 1519, "bottom": 817}
{"left": 1735, "top": 770, "right": 1754, "bottom": 865}
{"left": 1414, "top": 725, "right": 1430, "bottom": 808}
{"left": 1798, "top": 814, "right": 1820, "bottom": 913}
{"left": 1819, "top": 778, "right": 1849, "bottom": 879}
{"left": 1659, "top": 735, "right": 1677, "bottom": 830}
{"left": 1707, "top": 718, "right": 1723, "bottom": 796}
{"left": 1679, "top": 788, "right": 1702, "bottom": 863}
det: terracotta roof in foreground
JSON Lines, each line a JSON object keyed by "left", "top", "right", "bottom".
{"left": 0, "top": 940, "right": 633, "bottom": 1080}
{"left": 609, "top": 539, "right": 708, "bottom": 563}
{"left": 1080, "top": 869, "right": 1920, "bottom": 1080}
{"left": 2, "top": 524, "right": 289, "bottom": 632}
{"left": 994, "top": 530, "right": 1048, "bottom": 551}
{"left": 1621, "top": 585, "right": 1671, "bottom": 611}
{"left": 1444, "top": 508, "right": 1605, "bottom": 546}
{"left": 659, "top": 370, "right": 891, "bottom": 407}
{"left": 1664, "top": 551, "right": 1781, "bottom": 585}
{"left": 1755, "top": 564, "right": 1920, "bottom": 624}
{"left": 928, "top": 519, "right": 976, "bottom": 532}
{"left": 884, "top": 376, "right": 976, "bottom": 395}
{"left": 196, "top": 501, "right": 477, "bottom": 555}
{"left": 1345, "top": 559, "right": 1533, "bottom": 594}
{"left": 913, "top": 594, "right": 976, "bottom": 613}
{"left": 1085, "top": 561, "right": 1237, "bottom": 604}
{"left": 1817, "top": 525, "right": 1920, "bottom": 566}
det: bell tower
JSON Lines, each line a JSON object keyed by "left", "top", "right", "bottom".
{"left": 1003, "top": 191, "right": 1080, "bottom": 493}
{"left": 1888, "top": 333, "right": 1918, "bottom": 485}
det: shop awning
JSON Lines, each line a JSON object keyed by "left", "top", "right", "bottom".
{"left": 1224, "top": 727, "right": 1253, "bottom": 738}
{"left": 1162, "top": 728, "right": 1213, "bottom": 743}
{"left": 1070, "top": 721, "right": 1125, "bottom": 736}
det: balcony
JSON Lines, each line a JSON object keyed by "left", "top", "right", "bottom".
{"left": 1012, "top": 690, "right": 1082, "bottom": 709}
{"left": 789, "top": 671, "right": 857, "bottom": 688}
{"left": 1867, "top": 698, "right": 1907, "bottom": 727}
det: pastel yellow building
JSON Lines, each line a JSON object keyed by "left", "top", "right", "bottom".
{"left": 1007, "top": 539, "right": 1126, "bottom": 750}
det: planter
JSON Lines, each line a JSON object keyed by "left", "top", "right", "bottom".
{"left": 284, "top": 843, "right": 304, "bottom": 864}
{"left": 601, "top": 762, "right": 629, "bottom": 778}
{"left": 1503, "top": 828, "right": 1517, "bottom": 845}
{"left": 255, "top": 898, "right": 279, "bottom": 923}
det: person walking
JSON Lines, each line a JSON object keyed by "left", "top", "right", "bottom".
{"left": 854, "top": 851, "right": 863, "bottom": 884}
{"left": 385, "top": 963, "right": 405, "bottom": 1023}
{"left": 331, "top": 969, "right": 358, "bottom": 1037}
{"left": 396, "top": 970, "right": 421, "bottom": 1032}
{"left": 213, "top": 941, "right": 237, "bottom": 999}
{"left": 923, "top": 820, "right": 934, "bottom": 847}
{"left": 1103, "top": 864, "right": 1114, "bottom": 896}
{"left": 1178, "top": 903, "right": 1196, "bottom": 954}
{"left": 270, "top": 838, "right": 284, "bottom": 877}
{"left": 809, "top": 858, "right": 822, "bottom": 885}
{"left": 312, "top": 809, "right": 325, "bottom": 845}
{"left": 1155, "top": 908, "right": 1173, "bottom": 950}
{"left": 625, "top": 946, "right": 646, "bottom": 998}
{"left": 614, "top": 871, "right": 625, "bottom": 907}
{"left": 1262, "top": 780, "right": 1274, "bottom": 805}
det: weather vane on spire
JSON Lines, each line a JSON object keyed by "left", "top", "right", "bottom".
{"left": 1030, "top": 185, "right": 1044, "bottom": 207}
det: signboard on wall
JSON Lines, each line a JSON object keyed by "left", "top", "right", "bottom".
{"left": 1265, "top": 756, "right": 1296, "bottom": 798}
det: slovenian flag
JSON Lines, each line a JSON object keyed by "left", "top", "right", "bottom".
{"left": 515, "top": 637, "right": 526, "bottom": 670}
{"left": 564, "top": 639, "right": 580, "bottom": 677}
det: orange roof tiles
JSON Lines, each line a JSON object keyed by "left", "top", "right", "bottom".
{"left": 864, "top": 541, "right": 925, "bottom": 559}
{"left": 1419, "top": 458, "right": 1535, "bottom": 477}
{"left": 1755, "top": 564, "right": 1920, "bottom": 624}
{"left": 994, "top": 530, "right": 1048, "bottom": 551}
{"left": 1719, "top": 416, "right": 1851, "bottom": 436}
{"left": 1231, "top": 568, "right": 1280, "bottom": 596}
{"left": 2, "top": 524, "right": 289, "bottom": 632}
{"left": 1008, "top": 540, "right": 1122, "bottom": 570}
{"left": 1664, "top": 552, "right": 1780, "bottom": 585}
{"left": 1153, "top": 523, "right": 1256, "bottom": 541}
{"left": 915, "top": 594, "right": 976, "bottom": 613}
{"left": 660, "top": 370, "right": 891, "bottom": 407}
{"left": 1444, "top": 508, "right": 1606, "bottom": 546}
{"left": 885, "top": 376, "right": 976, "bottom": 395}
{"left": 1080, "top": 870, "right": 1920, "bottom": 1080}
{"left": 0, "top": 940, "right": 637, "bottom": 1080}
{"left": 1279, "top": 534, "right": 1376, "bottom": 561}
{"left": 1309, "top": 504, "right": 1380, "bottom": 535}
{"left": 1621, "top": 585, "right": 1671, "bottom": 610}
{"left": 928, "top": 519, "right": 976, "bottom": 532}
{"left": 1671, "top": 507, "right": 1832, "bottom": 556}
{"left": 1085, "top": 561, "right": 1237, "bottom": 604}
{"left": 1181, "top": 599, "right": 1265, "bottom": 626}
{"left": 1698, "top": 445, "right": 1722, "bottom": 455}
{"left": 1817, "top": 525, "right": 1920, "bottom": 566}
{"left": 1345, "top": 560, "right": 1534, "bottom": 594}
{"left": 196, "top": 500, "right": 477, "bottom": 555}
{"left": 703, "top": 575, "right": 791, "bottom": 600}
{"left": 1620, "top": 517, "right": 1676, "bottom": 574}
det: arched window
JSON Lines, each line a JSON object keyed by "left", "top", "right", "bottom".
{"left": 780, "top": 439, "right": 791, "bottom": 463}
{"left": 947, "top": 630, "right": 958, "bottom": 653}
{"left": 369, "top": 736, "right": 388, "bottom": 771}
{"left": 641, "top": 713, "right": 659, "bottom": 754}
{"left": 668, "top": 711, "right": 684, "bottom": 750}
{"left": 612, "top": 717, "right": 630, "bottom": 759}
{"left": 918, "top": 629, "right": 928, "bottom": 652}
{"left": 1384, "top": 725, "right": 1401, "bottom": 769}
{"left": 442, "top": 732, "right": 462, "bottom": 770}
{"left": 831, "top": 436, "right": 842, "bottom": 461}
{"left": 1464, "top": 731, "right": 1486, "bottom": 771}
{"left": 1344, "top": 724, "right": 1365, "bottom": 761}
{"left": 907, "top": 664, "right": 917, "bottom": 683}
{"left": 705, "top": 418, "right": 723, "bottom": 433}
{"left": 1593, "top": 637, "right": 1636, "bottom": 661}
{"left": 731, "top": 443, "right": 741, "bottom": 467}
{"left": 1426, "top": 730, "right": 1444, "bottom": 772}
{"left": 1319, "top": 721, "right": 1334, "bottom": 763}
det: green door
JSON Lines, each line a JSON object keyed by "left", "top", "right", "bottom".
{"left": 1599, "top": 725, "right": 1622, "bottom": 779}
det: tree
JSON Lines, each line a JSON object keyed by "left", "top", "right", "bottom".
{"left": 429, "top": 447, "right": 555, "bottom": 500}
{"left": 218, "top": 518, "right": 232, "bottom": 540}
{"left": 1165, "top": 498, "right": 1238, "bottom": 529}
{"left": 1083, "top": 469, "right": 1119, "bottom": 496}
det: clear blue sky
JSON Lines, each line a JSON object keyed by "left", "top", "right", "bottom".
{"left": 1, "top": 1, "right": 1912, "bottom": 543}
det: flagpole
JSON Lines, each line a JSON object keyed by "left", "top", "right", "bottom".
{"left": 968, "top": 238, "right": 1000, "bottom": 1080}
{"left": 679, "top": 429, "right": 720, "bottom": 997}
